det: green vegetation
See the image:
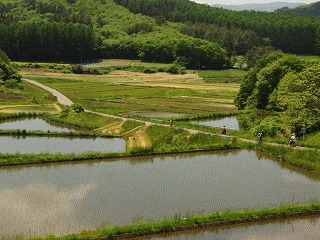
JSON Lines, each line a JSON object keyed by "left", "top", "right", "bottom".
{"left": 0, "top": 1, "right": 320, "bottom": 238}
{"left": 198, "top": 69, "right": 246, "bottom": 83}
{"left": 276, "top": 1, "right": 320, "bottom": 16}
{"left": 254, "top": 144, "right": 320, "bottom": 172}
{"left": 1, "top": 0, "right": 320, "bottom": 69}
{"left": 115, "top": 0, "right": 320, "bottom": 55}
{"left": 26, "top": 74, "right": 239, "bottom": 117}
{"left": 32, "top": 201, "right": 320, "bottom": 239}
{"left": 146, "top": 125, "right": 236, "bottom": 152}
{"left": 0, "top": 49, "right": 21, "bottom": 83}
{"left": 235, "top": 51, "right": 320, "bottom": 136}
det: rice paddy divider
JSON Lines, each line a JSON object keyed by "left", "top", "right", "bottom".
{"left": 33, "top": 201, "right": 320, "bottom": 240}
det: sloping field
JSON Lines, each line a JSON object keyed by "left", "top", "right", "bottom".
{"left": 26, "top": 71, "right": 239, "bottom": 117}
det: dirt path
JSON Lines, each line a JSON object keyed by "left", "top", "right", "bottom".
{"left": 23, "top": 78, "right": 320, "bottom": 152}
{"left": 23, "top": 78, "right": 74, "bottom": 106}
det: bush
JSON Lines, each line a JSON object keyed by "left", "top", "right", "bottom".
{"left": 167, "top": 65, "right": 179, "bottom": 74}
{"left": 71, "top": 64, "right": 84, "bottom": 74}
{"left": 253, "top": 115, "right": 284, "bottom": 136}
{"left": 143, "top": 68, "right": 157, "bottom": 73}
{"left": 5, "top": 79, "right": 19, "bottom": 89}
{"left": 71, "top": 103, "right": 84, "bottom": 113}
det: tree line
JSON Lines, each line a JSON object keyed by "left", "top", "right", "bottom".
{"left": 235, "top": 52, "right": 320, "bottom": 134}
{"left": 115, "top": 0, "right": 320, "bottom": 55}
{"left": 1, "top": 0, "right": 320, "bottom": 68}
{"left": 0, "top": 21, "right": 96, "bottom": 61}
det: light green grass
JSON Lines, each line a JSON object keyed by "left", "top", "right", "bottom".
{"left": 198, "top": 69, "right": 246, "bottom": 83}
{"left": 26, "top": 75, "right": 239, "bottom": 117}
{"left": 33, "top": 201, "right": 320, "bottom": 240}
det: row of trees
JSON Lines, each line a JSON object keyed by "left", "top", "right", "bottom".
{"left": 235, "top": 52, "right": 320, "bottom": 133}
{"left": 102, "top": 32, "right": 229, "bottom": 69}
{"left": 0, "top": 49, "right": 21, "bottom": 82}
{"left": 1, "top": 0, "right": 319, "bottom": 68}
{"left": 115, "top": 0, "right": 320, "bottom": 55}
{"left": 0, "top": 21, "right": 96, "bottom": 61}
{"left": 0, "top": 0, "right": 230, "bottom": 68}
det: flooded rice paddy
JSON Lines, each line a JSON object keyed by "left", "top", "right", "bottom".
{"left": 133, "top": 215, "right": 320, "bottom": 240}
{"left": 0, "top": 117, "right": 77, "bottom": 132}
{"left": 0, "top": 118, "right": 126, "bottom": 154}
{"left": 0, "top": 150, "right": 319, "bottom": 237}
{"left": 191, "top": 116, "right": 239, "bottom": 130}
{"left": 0, "top": 135, "right": 126, "bottom": 154}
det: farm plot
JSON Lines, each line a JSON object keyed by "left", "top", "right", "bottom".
{"left": 28, "top": 72, "right": 239, "bottom": 118}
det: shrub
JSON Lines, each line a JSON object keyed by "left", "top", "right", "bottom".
{"left": 5, "top": 79, "right": 19, "bottom": 89}
{"left": 167, "top": 65, "right": 179, "bottom": 74}
{"left": 253, "top": 115, "right": 284, "bottom": 136}
{"left": 143, "top": 68, "right": 157, "bottom": 73}
{"left": 71, "top": 104, "right": 84, "bottom": 113}
{"left": 71, "top": 64, "right": 84, "bottom": 74}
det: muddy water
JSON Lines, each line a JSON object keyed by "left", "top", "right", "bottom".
{"left": 0, "top": 117, "right": 77, "bottom": 132}
{"left": 191, "top": 116, "right": 239, "bottom": 130}
{"left": 0, "top": 135, "right": 126, "bottom": 154}
{"left": 133, "top": 216, "right": 320, "bottom": 240}
{"left": 0, "top": 150, "right": 319, "bottom": 237}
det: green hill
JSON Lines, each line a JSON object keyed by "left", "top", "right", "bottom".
{"left": 0, "top": 0, "right": 320, "bottom": 69}
{"left": 275, "top": 1, "right": 320, "bottom": 16}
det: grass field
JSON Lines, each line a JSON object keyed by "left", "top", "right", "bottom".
{"left": 24, "top": 70, "right": 240, "bottom": 118}
{"left": 198, "top": 69, "right": 246, "bottom": 83}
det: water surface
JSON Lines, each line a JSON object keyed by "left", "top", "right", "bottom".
{"left": 0, "top": 135, "right": 126, "bottom": 154}
{"left": 191, "top": 116, "right": 239, "bottom": 130}
{"left": 0, "top": 150, "right": 319, "bottom": 237}
{"left": 0, "top": 117, "right": 77, "bottom": 132}
{"left": 134, "top": 216, "right": 320, "bottom": 240}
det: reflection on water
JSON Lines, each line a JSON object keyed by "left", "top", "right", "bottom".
{"left": 0, "top": 150, "right": 319, "bottom": 237}
{"left": 0, "top": 117, "right": 77, "bottom": 132}
{"left": 191, "top": 116, "right": 239, "bottom": 130}
{"left": 135, "top": 216, "right": 320, "bottom": 240}
{"left": 0, "top": 135, "right": 126, "bottom": 154}
{"left": 128, "top": 111, "right": 185, "bottom": 118}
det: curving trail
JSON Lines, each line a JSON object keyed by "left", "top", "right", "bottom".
{"left": 23, "top": 78, "right": 320, "bottom": 152}
{"left": 23, "top": 78, "right": 74, "bottom": 106}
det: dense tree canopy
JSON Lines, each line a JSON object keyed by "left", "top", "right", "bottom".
{"left": 272, "top": 63, "right": 320, "bottom": 132}
{"left": 0, "top": 49, "right": 21, "bottom": 82}
{"left": 115, "top": 0, "right": 320, "bottom": 55}
{"left": 0, "top": 0, "right": 230, "bottom": 68}
{"left": 0, "top": 0, "right": 319, "bottom": 67}
{"left": 235, "top": 52, "right": 320, "bottom": 132}
{"left": 0, "top": 21, "right": 96, "bottom": 61}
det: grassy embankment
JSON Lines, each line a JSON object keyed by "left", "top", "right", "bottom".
{"left": 1, "top": 65, "right": 319, "bottom": 172}
{"left": 32, "top": 201, "right": 320, "bottom": 240}
{"left": 0, "top": 79, "right": 59, "bottom": 113}
{"left": 1, "top": 67, "right": 243, "bottom": 165}
{"left": 0, "top": 110, "right": 240, "bottom": 166}
{"left": 1, "top": 64, "right": 319, "bottom": 238}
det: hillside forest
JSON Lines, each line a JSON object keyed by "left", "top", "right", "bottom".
{"left": 1, "top": 0, "right": 320, "bottom": 135}
{"left": 0, "top": 0, "right": 320, "bottom": 69}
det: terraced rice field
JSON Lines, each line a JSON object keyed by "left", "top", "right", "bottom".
{"left": 26, "top": 72, "right": 239, "bottom": 117}
{"left": 0, "top": 149, "right": 319, "bottom": 237}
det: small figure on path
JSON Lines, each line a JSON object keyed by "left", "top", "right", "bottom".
{"left": 221, "top": 125, "right": 227, "bottom": 135}
{"left": 169, "top": 119, "right": 174, "bottom": 127}
{"left": 289, "top": 133, "right": 296, "bottom": 148}
{"left": 257, "top": 131, "right": 263, "bottom": 141}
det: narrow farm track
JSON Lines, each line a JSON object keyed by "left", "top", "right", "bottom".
{"left": 23, "top": 78, "right": 320, "bottom": 152}
{"left": 23, "top": 78, "right": 74, "bottom": 106}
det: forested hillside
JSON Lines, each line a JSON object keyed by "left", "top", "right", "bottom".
{"left": 213, "top": 2, "right": 304, "bottom": 12}
{"left": 0, "top": 0, "right": 320, "bottom": 69}
{"left": 115, "top": 0, "right": 320, "bottom": 55}
{"left": 276, "top": 1, "right": 320, "bottom": 16}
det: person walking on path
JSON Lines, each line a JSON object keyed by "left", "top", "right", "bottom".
{"left": 169, "top": 119, "right": 174, "bottom": 127}
{"left": 221, "top": 125, "right": 227, "bottom": 135}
